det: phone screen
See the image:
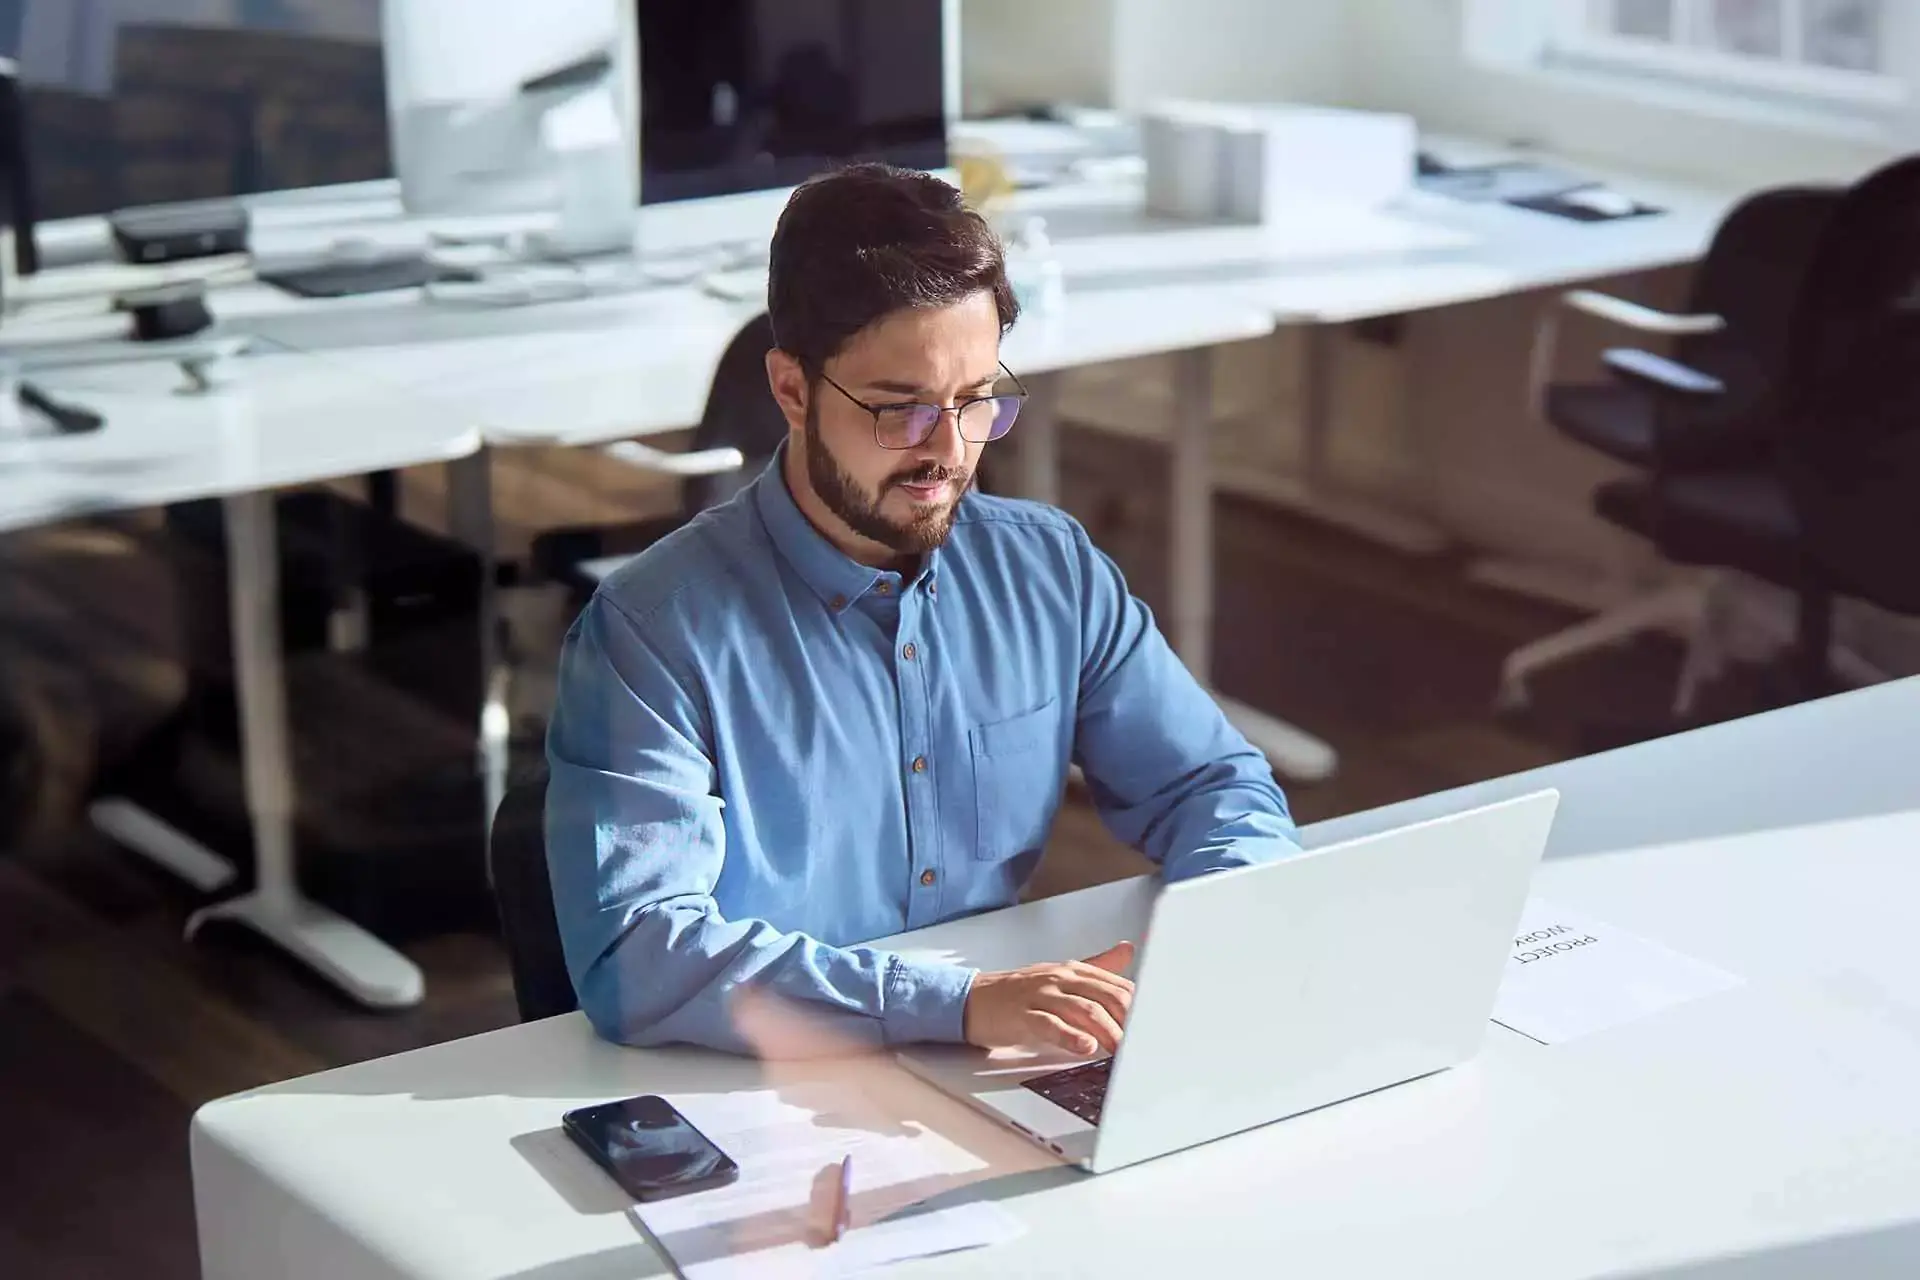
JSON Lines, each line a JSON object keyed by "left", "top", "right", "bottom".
{"left": 563, "top": 1094, "right": 740, "bottom": 1201}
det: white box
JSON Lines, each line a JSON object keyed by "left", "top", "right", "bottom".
{"left": 1142, "top": 101, "right": 1416, "bottom": 225}
{"left": 1141, "top": 106, "right": 1230, "bottom": 221}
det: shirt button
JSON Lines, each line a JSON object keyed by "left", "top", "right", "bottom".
{"left": 829, "top": 594, "right": 847, "bottom": 611}
{"left": 920, "top": 869, "right": 937, "bottom": 887}
{"left": 910, "top": 755, "right": 927, "bottom": 774}
{"left": 902, "top": 642, "right": 917, "bottom": 661}
{"left": 875, "top": 581, "right": 892, "bottom": 596}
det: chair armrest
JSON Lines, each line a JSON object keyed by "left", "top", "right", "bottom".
{"left": 1602, "top": 347, "right": 1727, "bottom": 397}
{"left": 1528, "top": 291, "right": 1727, "bottom": 419}
{"left": 602, "top": 441, "right": 745, "bottom": 476}
{"left": 1561, "top": 289, "right": 1726, "bottom": 335}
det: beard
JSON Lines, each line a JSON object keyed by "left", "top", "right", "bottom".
{"left": 804, "top": 400, "right": 970, "bottom": 556}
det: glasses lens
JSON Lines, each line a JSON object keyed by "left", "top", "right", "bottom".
{"left": 876, "top": 404, "right": 940, "bottom": 448}
{"left": 986, "top": 395, "right": 1022, "bottom": 440}
{"left": 954, "top": 396, "right": 1023, "bottom": 442}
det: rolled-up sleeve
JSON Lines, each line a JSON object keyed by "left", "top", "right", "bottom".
{"left": 1066, "top": 521, "right": 1300, "bottom": 880}
{"left": 544, "top": 593, "right": 975, "bottom": 1055}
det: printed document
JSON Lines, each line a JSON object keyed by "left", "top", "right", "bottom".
{"left": 1493, "top": 898, "right": 1743, "bottom": 1044}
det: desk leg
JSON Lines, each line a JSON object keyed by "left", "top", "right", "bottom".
{"left": 449, "top": 448, "right": 511, "bottom": 841}
{"left": 1009, "top": 370, "right": 1061, "bottom": 506}
{"left": 1168, "top": 347, "right": 1339, "bottom": 784}
{"left": 184, "top": 489, "right": 425, "bottom": 1010}
{"left": 1226, "top": 325, "right": 1448, "bottom": 557}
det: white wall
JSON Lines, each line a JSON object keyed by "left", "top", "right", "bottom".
{"left": 1108, "top": 0, "right": 1351, "bottom": 109}
{"left": 961, "top": 0, "right": 1116, "bottom": 115}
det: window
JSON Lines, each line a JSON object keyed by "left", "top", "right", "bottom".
{"left": 1546, "top": 0, "right": 1905, "bottom": 113}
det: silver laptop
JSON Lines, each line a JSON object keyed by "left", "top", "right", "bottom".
{"left": 897, "top": 790, "right": 1558, "bottom": 1174}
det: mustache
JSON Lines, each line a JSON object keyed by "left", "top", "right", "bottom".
{"left": 891, "top": 464, "right": 968, "bottom": 489}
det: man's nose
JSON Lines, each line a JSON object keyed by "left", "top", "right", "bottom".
{"left": 914, "top": 405, "right": 969, "bottom": 470}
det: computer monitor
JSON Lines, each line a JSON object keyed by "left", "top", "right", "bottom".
{"left": 636, "top": 0, "right": 954, "bottom": 206}
{"left": 4, "top": 2, "right": 390, "bottom": 224}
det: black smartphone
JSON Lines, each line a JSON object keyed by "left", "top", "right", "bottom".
{"left": 561, "top": 1094, "right": 740, "bottom": 1202}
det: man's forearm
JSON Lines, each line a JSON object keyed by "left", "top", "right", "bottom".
{"left": 572, "top": 900, "right": 977, "bottom": 1055}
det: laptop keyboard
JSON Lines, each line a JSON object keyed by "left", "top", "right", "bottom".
{"left": 1021, "top": 1057, "right": 1113, "bottom": 1125}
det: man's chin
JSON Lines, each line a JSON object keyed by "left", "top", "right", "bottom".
{"left": 878, "top": 505, "right": 957, "bottom": 554}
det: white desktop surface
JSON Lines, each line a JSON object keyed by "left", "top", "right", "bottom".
{"left": 192, "top": 805, "right": 1920, "bottom": 1280}
{"left": 0, "top": 349, "right": 480, "bottom": 536}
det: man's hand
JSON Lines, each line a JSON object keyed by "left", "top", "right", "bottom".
{"left": 962, "top": 942, "right": 1136, "bottom": 1056}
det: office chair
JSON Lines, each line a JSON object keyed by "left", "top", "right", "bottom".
{"left": 1510, "top": 155, "right": 1920, "bottom": 711}
{"left": 486, "top": 767, "right": 578, "bottom": 1022}
{"left": 530, "top": 312, "right": 787, "bottom": 603}
{"left": 1496, "top": 184, "right": 1844, "bottom": 714}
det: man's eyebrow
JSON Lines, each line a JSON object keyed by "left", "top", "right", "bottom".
{"left": 864, "top": 372, "right": 1001, "bottom": 397}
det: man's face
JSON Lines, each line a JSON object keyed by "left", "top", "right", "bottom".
{"left": 771, "top": 291, "right": 1002, "bottom": 559}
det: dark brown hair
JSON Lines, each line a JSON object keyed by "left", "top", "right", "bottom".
{"left": 767, "top": 162, "right": 1019, "bottom": 378}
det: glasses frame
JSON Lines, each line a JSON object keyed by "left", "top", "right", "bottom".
{"left": 817, "top": 363, "right": 1029, "bottom": 450}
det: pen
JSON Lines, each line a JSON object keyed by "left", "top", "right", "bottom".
{"left": 829, "top": 1154, "right": 853, "bottom": 1243}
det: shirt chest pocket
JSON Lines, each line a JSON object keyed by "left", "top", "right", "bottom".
{"left": 968, "top": 699, "right": 1066, "bottom": 863}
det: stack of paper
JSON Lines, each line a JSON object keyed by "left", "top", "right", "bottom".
{"left": 629, "top": 1087, "right": 1024, "bottom": 1278}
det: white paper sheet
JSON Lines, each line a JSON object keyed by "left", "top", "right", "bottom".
{"left": 1493, "top": 898, "right": 1744, "bottom": 1045}
{"left": 628, "top": 1087, "right": 1023, "bottom": 1279}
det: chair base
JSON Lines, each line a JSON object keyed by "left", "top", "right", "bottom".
{"left": 1495, "top": 578, "right": 1722, "bottom": 717}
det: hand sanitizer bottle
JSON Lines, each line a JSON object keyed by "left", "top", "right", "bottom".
{"left": 1007, "top": 216, "right": 1065, "bottom": 316}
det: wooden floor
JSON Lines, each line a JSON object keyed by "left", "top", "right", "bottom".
{"left": 0, "top": 425, "right": 1784, "bottom": 1279}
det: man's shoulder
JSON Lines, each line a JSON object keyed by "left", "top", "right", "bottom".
{"left": 593, "top": 498, "right": 759, "bottom": 631}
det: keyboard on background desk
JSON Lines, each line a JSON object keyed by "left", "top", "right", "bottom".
{"left": 258, "top": 254, "right": 478, "bottom": 299}
{"left": 1022, "top": 1057, "right": 1113, "bottom": 1125}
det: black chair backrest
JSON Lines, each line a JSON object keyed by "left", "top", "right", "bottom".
{"left": 1680, "top": 184, "right": 1844, "bottom": 391}
{"left": 487, "top": 771, "right": 578, "bottom": 1022}
{"left": 1777, "top": 154, "right": 1920, "bottom": 615}
{"left": 685, "top": 312, "right": 790, "bottom": 515}
{"left": 1648, "top": 184, "right": 1844, "bottom": 467}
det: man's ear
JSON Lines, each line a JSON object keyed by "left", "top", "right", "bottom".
{"left": 765, "top": 348, "right": 811, "bottom": 435}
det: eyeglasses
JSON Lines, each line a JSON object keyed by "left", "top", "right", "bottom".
{"left": 818, "top": 364, "right": 1028, "bottom": 450}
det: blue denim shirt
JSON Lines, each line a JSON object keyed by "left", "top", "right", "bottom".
{"left": 545, "top": 446, "right": 1298, "bottom": 1053}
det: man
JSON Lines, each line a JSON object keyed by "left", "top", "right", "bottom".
{"left": 546, "top": 163, "right": 1299, "bottom": 1060}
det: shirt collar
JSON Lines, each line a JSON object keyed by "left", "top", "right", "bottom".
{"left": 752, "top": 440, "right": 942, "bottom": 612}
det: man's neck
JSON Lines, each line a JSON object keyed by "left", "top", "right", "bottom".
{"left": 781, "top": 441, "right": 917, "bottom": 574}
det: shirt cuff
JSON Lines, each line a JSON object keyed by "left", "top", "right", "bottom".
{"left": 881, "top": 954, "right": 978, "bottom": 1045}
{"left": 1164, "top": 834, "right": 1304, "bottom": 882}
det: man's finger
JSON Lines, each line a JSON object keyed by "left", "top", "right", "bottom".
{"left": 1033, "top": 1010, "right": 1099, "bottom": 1056}
{"left": 1057, "top": 973, "right": 1131, "bottom": 1026}
{"left": 1081, "top": 941, "right": 1136, "bottom": 974}
{"left": 1047, "top": 994, "right": 1123, "bottom": 1056}
{"left": 1064, "top": 961, "right": 1135, "bottom": 996}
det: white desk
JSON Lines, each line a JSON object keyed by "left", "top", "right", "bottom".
{"left": 191, "top": 791, "right": 1920, "bottom": 1279}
